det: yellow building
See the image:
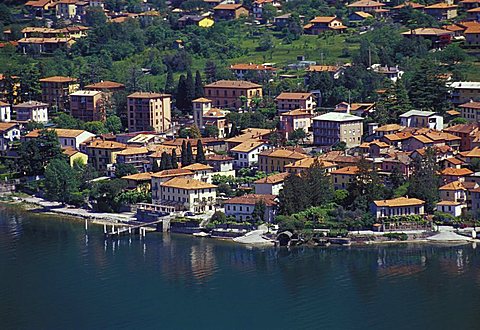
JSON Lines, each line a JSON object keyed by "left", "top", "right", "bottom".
{"left": 83, "top": 139, "right": 127, "bottom": 173}
{"left": 284, "top": 157, "right": 337, "bottom": 174}
{"left": 258, "top": 148, "right": 308, "bottom": 173}
{"left": 178, "top": 15, "right": 214, "bottom": 28}
{"left": 63, "top": 148, "right": 88, "bottom": 166}
{"left": 331, "top": 166, "right": 359, "bottom": 190}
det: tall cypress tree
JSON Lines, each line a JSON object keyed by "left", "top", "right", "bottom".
{"left": 160, "top": 152, "right": 169, "bottom": 170}
{"left": 194, "top": 70, "right": 204, "bottom": 98}
{"left": 186, "top": 141, "right": 193, "bottom": 166}
{"left": 176, "top": 75, "right": 188, "bottom": 112}
{"left": 195, "top": 140, "right": 206, "bottom": 164}
{"left": 185, "top": 70, "right": 195, "bottom": 112}
{"left": 181, "top": 140, "right": 187, "bottom": 167}
{"left": 164, "top": 66, "right": 175, "bottom": 94}
{"left": 171, "top": 149, "right": 178, "bottom": 169}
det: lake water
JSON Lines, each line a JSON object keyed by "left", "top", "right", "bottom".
{"left": 1, "top": 206, "right": 480, "bottom": 329}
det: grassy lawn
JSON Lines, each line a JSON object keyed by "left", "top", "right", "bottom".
{"left": 229, "top": 34, "right": 357, "bottom": 67}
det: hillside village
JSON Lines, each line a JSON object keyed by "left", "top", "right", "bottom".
{"left": 1, "top": 0, "right": 480, "bottom": 242}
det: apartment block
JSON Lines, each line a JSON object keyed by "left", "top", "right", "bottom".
{"left": 127, "top": 92, "right": 172, "bottom": 133}
{"left": 69, "top": 90, "right": 105, "bottom": 122}
{"left": 204, "top": 80, "right": 262, "bottom": 109}
{"left": 39, "top": 76, "right": 79, "bottom": 110}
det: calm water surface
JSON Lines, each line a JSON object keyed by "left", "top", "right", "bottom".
{"left": 1, "top": 206, "right": 480, "bottom": 329}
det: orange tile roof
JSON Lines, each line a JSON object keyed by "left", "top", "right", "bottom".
{"left": 160, "top": 177, "right": 216, "bottom": 190}
{"left": 182, "top": 163, "right": 213, "bottom": 171}
{"left": 39, "top": 76, "right": 77, "bottom": 83}
{"left": 230, "top": 140, "right": 267, "bottom": 153}
{"left": 466, "top": 147, "right": 480, "bottom": 158}
{"left": 259, "top": 148, "right": 307, "bottom": 160}
{"left": 440, "top": 168, "right": 473, "bottom": 176}
{"left": 225, "top": 194, "right": 277, "bottom": 206}
{"left": 280, "top": 109, "right": 313, "bottom": 116}
{"left": 192, "top": 97, "right": 212, "bottom": 103}
{"left": 276, "top": 92, "right": 313, "bottom": 100}
{"left": 87, "top": 140, "right": 127, "bottom": 150}
{"left": 439, "top": 181, "right": 470, "bottom": 191}
{"left": 116, "top": 147, "right": 149, "bottom": 156}
{"left": 151, "top": 168, "right": 193, "bottom": 178}
{"left": 128, "top": 92, "right": 169, "bottom": 99}
{"left": 331, "top": 166, "right": 359, "bottom": 175}
{"left": 375, "top": 124, "right": 403, "bottom": 132}
{"left": 254, "top": 172, "right": 290, "bottom": 184}
{"left": 309, "top": 16, "right": 337, "bottom": 23}
{"left": 85, "top": 81, "right": 125, "bottom": 90}
{"left": 392, "top": 1, "right": 425, "bottom": 9}
{"left": 425, "top": 3, "right": 457, "bottom": 9}
{"left": 436, "top": 201, "right": 463, "bottom": 206}
{"left": 306, "top": 65, "right": 339, "bottom": 73}
{"left": 459, "top": 101, "right": 480, "bottom": 109}
{"left": 122, "top": 172, "right": 154, "bottom": 181}
{"left": 213, "top": 3, "right": 244, "bottom": 10}
{"left": 0, "top": 122, "right": 18, "bottom": 133}
{"left": 204, "top": 80, "right": 261, "bottom": 89}
{"left": 284, "top": 157, "right": 336, "bottom": 170}
{"left": 347, "top": 0, "right": 386, "bottom": 7}
{"left": 230, "top": 63, "right": 277, "bottom": 71}
{"left": 402, "top": 28, "right": 453, "bottom": 36}
{"left": 25, "top": 128, "right": 90, "bottom": 138}
{"left": 206, "top": 154, "right": 234, "bottom": 161}
{"left": 373, "top": 197, "right": 425, "bottom": 207}
{"left": 383, "top": 132, "right": 413, "bottom": 142}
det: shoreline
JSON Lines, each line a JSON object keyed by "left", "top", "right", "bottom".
{"left": 1, "top": 194, "right": 478, "bottom": 248}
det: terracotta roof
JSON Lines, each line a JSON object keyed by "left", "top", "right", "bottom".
{"left": 402, "top": 28, "right": 453, "bottom": 36}
{"left": 347, "top": 0, "right": 386, "bottom": 8}
{"left": 466, "top": 147, "right": 480, "bottom": 158}
{"left": 203, "top": 108, "right": 226, "bottom": 117}
{"left": 276, "top": 92, "right": 313, "bottom": 100}
{"left": 467, "top": 7, "right": 480, "bottom": 12}
{"left": 360, "top": 140, "right": 390, "bottom": 148}
{"left": 225, "top": 194, "right": 277, "bottom": 206}
{"left": 373, "top": 197, "right": 425, "bottom": 207}
{"left": 182, "top": 163, "right": 213, "bottom": 171}
{"left": 13, "top": 101, "right": 48, "bottom": 108}
{"left": 443, "top": 24, "right": 466, "bottom": 32}
{"left": 241, "top": 128, "right": 272, "bottom": 136}
{"left": 284, "top": 157, "right": 336, "bottom": 170}
{"left": 306, "top": 65, "right": 339, "bottom": 72}
{"left": 86, "top": 140, "right": 127, "bottom": 150}
{"left": 128, "top": 92, "right": 169, "bottom": 99}
{"left": 440, "top": 168, "right": 473, "bottom": 176}
{"left": 437, "top": 201, "right": 463, "bottom": 206}
{"left": 280, "top": 109, "right": 313, "bottom": 116}
{"left": 230, "top": 64, "right": 277, "bottom": 71}
{"left": 116, "top": 147, "right": 149, "bottom": 156}
{"left": 204, "top": 80, "right": 261, "bottom": 89}
{"left": 459, "top": 102, "right": 480, "bottom": 111}
{"left": 444, "top": 123, "right": 479, "bottom": 134}
{"left": 392, "top": 1, "right": 424, "bottom": 9}
{"left": 152, "top": 168, "right": 193, "bottom": 178}
{"left": 192, "top": 97, "right": 212, "bottom": 103}
{"left": 0, "top": 101, "right": 9, "bottom": 106}
{"left": 439, "top": 181, "right": 472, "bottom": 191}
{"left": 446, "top": 110, "right": 460, "bottom": 116}
{"left": 206, "top": 154, "right": 234, "bottom": 161}
{"left": 444, "top": 157, "right": 463, "bottom": 165}
{"left": 375, "top": 124, "right": 403, "bottom": 132}
{"left": 25, "top": 128, "right": 90, "bottom": 138}
{"left": 352, "top": 11, "right": 373, "bottom": 18}
{"left": 230, "top": 140, "right": 267, "bottom": 153}
{"left": 259, "top": 148, "right": 307, "bottom": 160}
{"left": 213, "top": 3, "right": 244, "bottom": 10}
{"left": 383, "top": 132, "right": 413, "bottom": 142}
{"left": 254, "top": 172, "right": 290, "bottom": 184}
{"left": 62, "top": 147, "right": 80, "bottom": 157}
{"left": 425, "top": 3, "right": 457, "bottom": 9}
{"left": 160, "top": 177, "right": 216, "bottom": 190}
{"left": 331, "top": 166, "right": 359, "bottom": 175}
{"left": 122, "top": 172, "right": 153, "bottom": 181}
{"left": 465, "top": 25, "right": 480, "bottom": 34}
{"left": 309, "top": 16, "right": 337, "bottom": 23}
{"left": 0, "top": 122, "right": 18, "bottom": 133}
{"left": 85, "top": 81, "right": 125, "bottom": 90}
{"left": 40, "top": 76, "right": 77, "bottom": 83}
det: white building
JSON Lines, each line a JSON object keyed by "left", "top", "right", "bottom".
{"left": 159, "top": 177, "right": 217, "bottom": 213}
{"left": 0, "top": 122, "right": 20, "bottom": 151}
{"left": 23, "top": 128, "right": 95, "bottom": 150}
{"left": 151, "top": 169, "right": 195, "bottom": 204}
{"left": 230, "top": 140, "right": 271, "bottom": 168}
{"left": 182, "top": 163, "right": 214, "bottom": 183}
{"left": 370, "top": 64, "right": 404, "bottom": 83}
{"left": 399, "top": 110, "right": 444, "bottom": 130}
{"left": 0, "top": 101, "right": 11, "bottom": 122}
{"left": 224, "top": 194, "right": 277, "bottom": 222}
{"left": 436, "top": 201, "right": 465, "bottom": 217}
{"left": 253, "top": 172, "right": 289, "bottom": 195}
{"left": 13, "top": 101, "right": 49, "bottom": 123}
{"left": 371, "top": 197, "right": 425, "bottom": 220}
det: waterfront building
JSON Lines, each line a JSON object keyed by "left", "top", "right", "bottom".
{"left": 371, "top": 197, "right": 425, "bottom": 220}
{"left": 159, "top": 177, "right": 217, "bottom": 213}
{"left": 224, "top": 194, "right": 276, "bottom": 222}
{"left": 121, "top": 172, "right": 153, "bottom": 191}
{"left": 151, "top": 169, "right": 195, "bottom": 204}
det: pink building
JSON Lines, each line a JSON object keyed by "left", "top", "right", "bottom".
{"left": 279, "top": 109, "right": 313, "bottom": 139}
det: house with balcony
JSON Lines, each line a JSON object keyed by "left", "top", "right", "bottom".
{"left": 224, "top": 194, "right": 276, "bottom": 222}
{"left": 371, "top": 197, "right": 425, "bottom": 220}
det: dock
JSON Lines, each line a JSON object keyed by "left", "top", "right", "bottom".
{"left": 102, "top": 217, "right": 171, "bottom": 239}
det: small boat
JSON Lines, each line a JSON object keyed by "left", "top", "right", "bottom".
{"left": 193, "top": 232, "right": 210, "bottom": 237}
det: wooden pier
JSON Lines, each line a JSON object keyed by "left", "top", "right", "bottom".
{"left": 102, "top": 218, "right": 170, "bottom": 239}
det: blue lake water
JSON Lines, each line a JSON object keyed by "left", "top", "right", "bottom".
{"left": 1, "top": 206, "right": 480, "bottom": 329}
